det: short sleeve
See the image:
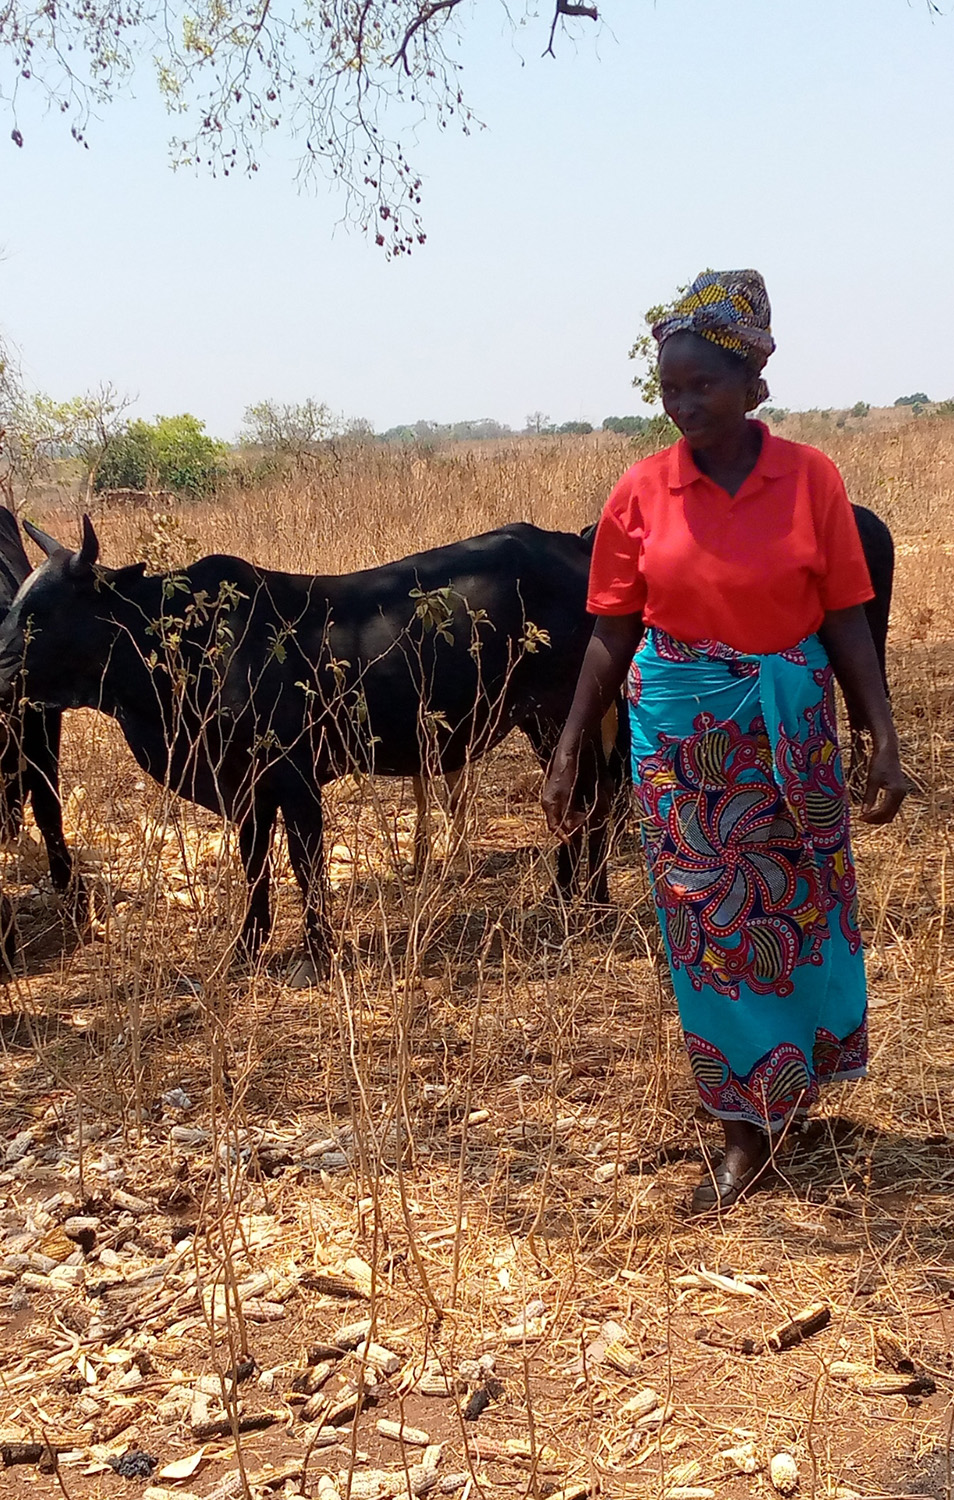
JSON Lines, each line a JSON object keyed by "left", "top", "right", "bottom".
{"left": 587, "top": 471, "right": 647, "bottom": 616}
{"left": 814, "top": 457, "right": 875, "bottom": 611}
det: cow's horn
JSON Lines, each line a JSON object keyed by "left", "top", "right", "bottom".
{"left": 69, "top": 515, "right": 100, "bottom": 576}
{"left": 23, "top": 519, "right": 66, "bottom": 558}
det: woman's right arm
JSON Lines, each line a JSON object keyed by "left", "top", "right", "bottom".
{"left": 541, "top": 612, "right": 644, "bottom": 839}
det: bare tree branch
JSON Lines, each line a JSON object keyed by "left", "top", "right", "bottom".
{"left": 545, "top": 0, "right": 599, "bottom": 58}
{"left": 393, "top": 0, "right": 467, "bottom": 75}
{"left": 1, "top": 1, "right": 603, "bottom": 253}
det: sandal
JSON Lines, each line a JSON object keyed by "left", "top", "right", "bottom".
{"left": 689, "top": 1145, "right": 771, "bottom": 1216}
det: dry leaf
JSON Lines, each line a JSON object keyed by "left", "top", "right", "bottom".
{"left": 158, "top": 1448, "right": 207, "bottom": 1481}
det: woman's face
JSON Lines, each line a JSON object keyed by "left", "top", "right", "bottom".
{"left": 658, "top": 332, "right": 753, "bottom": 449}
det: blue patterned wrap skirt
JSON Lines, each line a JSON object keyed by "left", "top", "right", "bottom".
{"left": 628, "top": 628, "right": 868, "bottom": 1131}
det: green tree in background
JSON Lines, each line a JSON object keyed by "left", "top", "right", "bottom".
{"left": 602, "top": 415, "right": 649, "bottom": 435}
{"left": 95, "top": 414, "right": 227, "bottom": 497}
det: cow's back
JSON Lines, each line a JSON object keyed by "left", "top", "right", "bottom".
{"left": 229, "top": 524, "right": 594, "bottom": 779}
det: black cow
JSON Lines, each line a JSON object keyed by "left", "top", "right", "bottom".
{"left": 0, "top": 518, "right": 617, "bottom": 985}
{"left": 0, "top": 510, "right": 83, "bottom": 963}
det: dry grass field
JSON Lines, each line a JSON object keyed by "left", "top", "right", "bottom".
{"left": 1, "top": 417, "right": 954, "bottom": 1500}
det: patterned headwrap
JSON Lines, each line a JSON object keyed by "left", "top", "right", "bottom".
{"left": 652, "top": 269, "right": 775, "bottom": 409}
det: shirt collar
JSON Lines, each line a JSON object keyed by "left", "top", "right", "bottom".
{"left": 667, "top": 420, "right": 797, "bottom": 492}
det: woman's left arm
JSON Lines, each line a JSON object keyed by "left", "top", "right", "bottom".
{"left": 819, "top": 605, "right": 907, "bottom": 825}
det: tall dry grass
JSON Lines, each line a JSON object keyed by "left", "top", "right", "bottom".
{"left": 2, "top": 416, "right": 954, "bottom": 1496}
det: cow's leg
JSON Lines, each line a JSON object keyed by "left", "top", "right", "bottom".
{"left": 445, "top": 765, "right": 468, "bottom": 839}
{"left": 281, "top": 790, "right": 331, "bottom": 988}
{"left": 237, "top": 798, "right": 276, "bottom": 960}
{"left": 0, "top": 891, "right": 15, "bottom": 973}
{"left": 408, "top": 774, "right": 429, "bottom": 878}
{"left": 0, "top": 715, "right": 25, "bottom": 845}
{"left": 25, "top": 710, "right": 87, "bottom": 917}
{"left": 408, "top": 768, "right": 467, "bottom": 879}
{"left": 576, "top": 733, "right": 614, "bottom": 906}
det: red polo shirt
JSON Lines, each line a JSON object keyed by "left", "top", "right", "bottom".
{"left": 587, "top": 423, "right": 874, "bottom": 655}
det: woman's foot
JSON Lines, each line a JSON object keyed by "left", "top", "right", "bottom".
{"left": 690, "top": 1119, "right": 771, "bottom": 1215}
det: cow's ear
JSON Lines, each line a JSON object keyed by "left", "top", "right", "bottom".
{"left": 70, "top": 515, "right": 100, "bottom": 577}
{"left": 23, "top": 519, "right": 66, "bottom": 558}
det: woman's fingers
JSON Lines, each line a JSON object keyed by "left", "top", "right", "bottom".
{"left": 541, "top": 780, "right": 583, "bottom": 839}
{"left": 554, "top": 808, "right": 588, "bottom": 841}
{"left": 541, "top": 745, "right": 582, "bottom": 838}
{"left": 861, "top": 786, "right": 906, "bottom": 825}
{"left": 860, "top": 751, "right": 909, "bottom": 825}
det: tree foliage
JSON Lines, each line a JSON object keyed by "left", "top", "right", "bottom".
{"left": 0, "top": 381, "right": 133, "bottom": 505}
{"left": 628, "top": 282, "right": 692, "bottom": 407}
{"left": 602, "top": 415, "right": 649, "bottom": 435}
{"left": 240, "top": 398, "right": 340, "bottom": 453}
{"left": 95, "top": 413, "right": 227, "bottom": 496}
{"left": 2, "top": 1, "right": 600, "bottom": 254}
{"left": 380, "top": 417, "right": 513, "bottom": 444}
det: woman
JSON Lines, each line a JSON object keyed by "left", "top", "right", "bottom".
{"left": 542, "top": 270, "right": 907, "bottom": 1214}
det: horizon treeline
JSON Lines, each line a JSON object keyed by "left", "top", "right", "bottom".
{"left": 373, "top": 414, "right": 656, "bottom": 442}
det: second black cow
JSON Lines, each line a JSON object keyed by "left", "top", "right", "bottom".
{"left": 0, "top": 510, "right": 83, "bottom": 962}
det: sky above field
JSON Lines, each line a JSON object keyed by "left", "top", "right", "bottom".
{"left": 3, "top": 0, "right": 954, "bottom": 439}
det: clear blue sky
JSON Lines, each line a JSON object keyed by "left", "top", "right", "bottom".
{"left": 3, "top": 0, "right": 953, "bottom": 439}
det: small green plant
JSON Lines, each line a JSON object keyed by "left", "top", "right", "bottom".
{"left": 850, "top": 401, "right": 871, "bottom": 419}
{"left": 520, "top": 622, "right": 551, "bottom": 654}
{"left": 410, "top": 585, "right": 457, "bottom": 644}
{"left": 136, "top": 512, "right": 200, "bottom": 573}
{"left": 643, "top": 414, "right": 680, "bottom": 448}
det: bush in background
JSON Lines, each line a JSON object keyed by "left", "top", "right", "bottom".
{"left": 95, "top": 414, "right": 228, "bottom": 497}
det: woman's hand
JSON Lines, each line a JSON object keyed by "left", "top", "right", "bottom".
{"left": 542, "top": 740, "right": 586, "bottom": 841}
{"left": 860, "top": 735, "right": 908, "bottom": 825}
{"left": 819, "top": 606, "right": 907, "bottom": 827}
{"left": 539, "top": 612, "right": 643, "bottom": 842}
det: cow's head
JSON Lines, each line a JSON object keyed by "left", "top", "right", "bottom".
{"left": 0, "top": 516, "right": 111, "bottom": 710}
